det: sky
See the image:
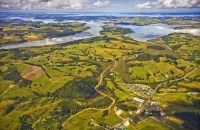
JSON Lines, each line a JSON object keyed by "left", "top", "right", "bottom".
{"left": 0, "top": 0, "right": 200, "bottom": 12}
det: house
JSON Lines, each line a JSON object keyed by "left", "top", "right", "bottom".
{"left": 160, "top": 112, "right": 166, "bottom": 117}
{"left": 133, "top": 97, "right": 145, "bottom": 107}
{"left": 133, "top": 97, "right": 145, "bottom": 103}
{"left": 144, "top": 110, "right": 149, "bottom": 115}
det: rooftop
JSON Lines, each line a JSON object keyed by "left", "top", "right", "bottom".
{"left": 133, "top": 97, "right": 145, "bottom": 103}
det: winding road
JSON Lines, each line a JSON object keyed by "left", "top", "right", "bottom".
{"left": 61, "top": 56, "right": 198, "bottom": 129}
{"left": 152, "top": 67, "right": 199, "bottom": 97}
{"left": 62, "top": 61, "right": 118, "bottom": 129}
{"left": 136, "top": 66, "right": 199, "bottom": 116}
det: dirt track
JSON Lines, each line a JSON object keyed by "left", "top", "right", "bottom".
{"left": 62, "top": 61, "right": 118, "bottom": 128}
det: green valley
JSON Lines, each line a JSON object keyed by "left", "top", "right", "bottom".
{"left": 0, "top": 13, "right": 200, "bottom": 130}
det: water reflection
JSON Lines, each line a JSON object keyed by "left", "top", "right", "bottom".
{"left": 0, "top": 21, "right": 103, "bottom": 49}
{"left": 1, "top": 17, "right": 200, "bottom": 49}
{"left": 10, "top": 17, "right": 57, "bottom": 23}
{"left": 115, "top": 23, "right": 200, "bottom": 41}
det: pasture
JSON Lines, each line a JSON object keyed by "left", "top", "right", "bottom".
{"left": 137, "top": 118, "right": 173, "bottom": 130}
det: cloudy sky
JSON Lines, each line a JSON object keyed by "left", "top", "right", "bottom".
{"left": 0, "top": 0, "right": 200, "bottom": 12}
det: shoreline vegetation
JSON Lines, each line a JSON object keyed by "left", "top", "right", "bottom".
{"left": 0, "top": 18, "right": 90, "bottom": 46}
{"left": 1, "top": 15, "right": 200, "bottom": 47}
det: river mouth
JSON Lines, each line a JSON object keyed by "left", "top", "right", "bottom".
{"left": 1, "top": 15, "right": 200, "bottom": 49}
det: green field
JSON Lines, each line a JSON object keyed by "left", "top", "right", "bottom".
{"left": 63, "top": 109, "right": 123, "bottom": 130}
{"left": 153, "top": 93, "right": 200, "bottom": 114}
{"left": 0, "top": 18, "right": 200, "bottom": 130}
{"left": 137, "top": 118, "right": 173, "bottom": 130}
{"left": 0, "top": 20, "right": 89, "bottom": 45}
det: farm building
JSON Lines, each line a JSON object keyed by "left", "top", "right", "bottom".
{"left": 133, "top": 97, "right": 145, "bottom": 107}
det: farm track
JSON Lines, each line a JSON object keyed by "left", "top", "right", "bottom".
{"left": 62, "top": 54, "right": 139, "bottom": 129}
{"left": 62, "top": 61, "right": 118, "bottom": 129}
{"left": 147, "top": 66, "right": 165, "bottom": 82}
{"left": 62, "top": 55, "right": 198, "bottom": 129}
{"left": 0, "top": 85, "right": 15, "bottom": 98}
{"left": 153, "top": 66, "right": 199, "bottom": 95}
{"left": 137, "top": 66, "right": 199, "bottom": 116}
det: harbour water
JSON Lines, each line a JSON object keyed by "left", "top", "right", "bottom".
{"left": 1, "top": 14, "right": 199, "bottom": 49}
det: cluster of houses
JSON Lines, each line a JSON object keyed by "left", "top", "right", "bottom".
{"left": 126, "top": 84, "right": 153, "bottom": 99}
{"left": 143, "top": 101, "right": 166, "bottom": 121}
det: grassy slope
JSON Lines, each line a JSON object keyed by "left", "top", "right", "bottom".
{"left": 0, "top": 25, "right": 199, "bottom": 130}
{"left": 138, "top": 118, "right": 173, "bottom": 130}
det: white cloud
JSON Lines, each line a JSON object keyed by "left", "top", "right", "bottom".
{"left": 0, "top": 4, "right": 12, "bottom": 9}
{"left": 42, "top": 0, "right": 93, "bottom": 10}
{"left": 93, "top": 0, "right": 111, "bottom": 8}
{"left": 26, "top": 0, "right": 49, "bottom": 2}
{"left": 0, "top": 0, "right": 112, "bottom": 10}
{"left": 135, "top": 1, "right": 152, "bottom": 9}
{"left": 135, "top": 0, "right": 200, "bottom": 9}
{"left": 22, "top": 3, "right": 34, "bottom": 10}
{"left": 0, "top": 0, "right": 19, "bottom": 10}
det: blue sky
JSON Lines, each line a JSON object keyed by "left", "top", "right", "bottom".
{"left": 0, "top": 0, "right": 200, "bottom": 12}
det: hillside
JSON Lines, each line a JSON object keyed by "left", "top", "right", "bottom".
{"left": 0, "top": 21, "right": 200, "bottom": 130}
